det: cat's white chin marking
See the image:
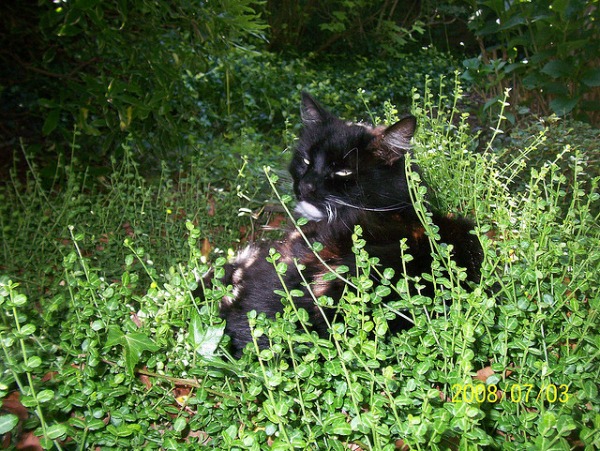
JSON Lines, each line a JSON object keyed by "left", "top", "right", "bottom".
{"left": 295, "top": 201, "right": 325, "bottom": 221}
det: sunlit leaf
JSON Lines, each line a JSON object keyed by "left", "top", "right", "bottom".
{"left": 189, "top": 311, "right": 224, "bottom": 357}
{"left": 0, "top": 414, "right": 19, "bottom": 435}
{"left": 105, "top": 326, "right": 159, "bottom": 376}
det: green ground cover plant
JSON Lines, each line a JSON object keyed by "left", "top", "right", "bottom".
{"left": 1, "top": 80, "right": 599, "bottom": 449}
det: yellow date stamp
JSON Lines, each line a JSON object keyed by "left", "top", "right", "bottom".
{"left": 451, "top": 383, "right": 569, "bottom": 404}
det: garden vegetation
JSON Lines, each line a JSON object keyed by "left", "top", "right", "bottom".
{"left": 0, "top": 1, "right": 598, "bottom": 449}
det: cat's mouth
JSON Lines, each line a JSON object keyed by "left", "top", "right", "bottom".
{"left": 295, "top": 201, "right": 326, "bottom": 221}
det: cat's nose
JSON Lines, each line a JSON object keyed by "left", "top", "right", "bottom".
{"left": 299, "top": 181, "right": 316, "bottom": 198}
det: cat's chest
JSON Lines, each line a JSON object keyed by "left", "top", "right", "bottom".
{"left": 278, "top": 225, "right": 350, "bottom": 267}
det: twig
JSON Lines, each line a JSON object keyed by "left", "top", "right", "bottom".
{"left": 136, "top": 368, "right": 241, "bottom": 402}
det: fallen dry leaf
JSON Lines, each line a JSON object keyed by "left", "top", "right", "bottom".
{"left": 475, "top": 366, "right": 494, "bottom": 382}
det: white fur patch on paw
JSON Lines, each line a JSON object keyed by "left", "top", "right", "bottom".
{"left": 235, "top": 245, "right": 259, "bottom": 268}
{"left": 295, "top": 201, "right": 325, "bottom": 221}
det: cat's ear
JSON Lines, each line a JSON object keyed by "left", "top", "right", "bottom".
{"left": 300, "top": 92, "right": 332, "bottom": 124}
{"left": 383, "top": 116, "right": 416, "bottom": 150}
{"left": 376, "top": 116, "right": 417, "bottom": 163}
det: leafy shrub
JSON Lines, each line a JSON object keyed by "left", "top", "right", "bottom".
{"left": 0, "top": 1, "right": 267, "bottom": 162}
{"left": 259, "top": 0, "right": 426, "bottom": 55}
{"left": 461, "top": 0, "right": 600, "bottom": 123}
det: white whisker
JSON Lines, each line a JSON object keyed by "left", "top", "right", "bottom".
{"left": 325, "top": 204, "right": 337, "bottom": 223}
{"left": 327, "top": 196, "right": 410, "bottom": 213}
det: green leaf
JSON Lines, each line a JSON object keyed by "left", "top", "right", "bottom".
{"left": 275, "top": 262, "right": 288, "bottom": 275}
{"left": 543, "top": 81, "right": 569, "bottom": 96}
{"left": 42, "top": 109, "right": 60, "bottom": 136}
{"left": 107, "top": 423, "right": 137, "bottom": 437}
{"left": 581, "top": 68, "right": 600, "bottom": 87}
{"left": 541, "top": 60, "right": 571, "bottom": 79}
{"left": 189, "top": 311, "right": 224, "bottom": 357}
{"left": 12, "top": 293, "right": 27, "bottom": 307}
{"left": 46, "top": 423, "right": 68, "bottom": 440}
{"left": 583, "top": 380, "right": 598, "bottom": 399}
{"left": 36, "top": 389, "right": 55, "bottom": 403}
{"left": 21, "top": 395, "right": 37, "bottom": 408}
{"left": 558, "top": 39, "right": 588, "bottom": 54}
{"left": 295, "top": 363, "right": 313, "bottom": 378}
{"left": 123, "top": 332, "right": 160, "bottom": 376}
{"left": 330, "top": 418, "right": 352, "bottom": 435}
{"left": 173, "top": 417, "right": 187, "bottom": 432}
{"left": 105, "top": 325, "right": 125, "bottom": 348}
{"left": 87, "top": 418, "right": 106, "bottom": 431}
{"left": 18, "top": 324, "right": 37, "bottom": 339}
{"left": 38, "top": 436, "right": 54, "bottom": 449}
{"left": 550, "top": 96, "right": 578, "bottom": 116}
{"left": 498, "top": 14, "right": 526, "bottom": 32}
{"left": 483, "top": 95, "right": 502, "bottom": 112}
{"left": 26, "top": 356, "right": 42, "bottom": 369}
{"left": 69, "top": 417, "right": 87, "bottom": 429}
{"left": 538, "top": 412, "right": 557, "bottom": 437}
{"left": 375, "top": 285, "right": 391, "bottom": 297}
{"left": 0, "top": 414, "right": 19, "bottom": 434}
{"left": 462, "top": 57, "right": 480, "bottom": 71}
{"left": 556, "top": 415, "right": 577, "bottom": 436}
{"left": 105, "top": 326, "right": 159, "bottom": 376}
{"left": 163, "top": 438, "right": 179, "bottom": 449}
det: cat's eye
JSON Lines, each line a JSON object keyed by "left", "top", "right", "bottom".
{"left": 303, "top": 158, "right": 311, "bottom": 165}
{"left": 334, "top": 169, "right": 354, "bottom": 177}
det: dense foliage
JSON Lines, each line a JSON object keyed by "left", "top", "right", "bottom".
{"left": 1, "top": 0, "right": 266, "bottom": 161}
{"left": 1, "top": 1, "right": 599, "bottom": 449}
{"left": 261, "top": 0, "right": 429, "bottom": 55}
{"left": 2, "top": 1, "right": 598, "bottom": 167}
{"left": 2, "top": 79, "right": 599, "bottom": 449}
{"left": 462, "top": 0, "right": 600, "bottom": 122}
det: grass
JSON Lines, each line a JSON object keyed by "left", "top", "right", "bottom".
{"left": 0, "top": 80, "right": 599, "bottom": 450}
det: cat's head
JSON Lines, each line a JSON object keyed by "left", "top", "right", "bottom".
{"left": 290, "top": 92, "right": 417, "bottom": 225}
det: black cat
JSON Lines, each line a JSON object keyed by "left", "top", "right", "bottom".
{"left": 200, "top": 93, "right": 483, "bottom": 357}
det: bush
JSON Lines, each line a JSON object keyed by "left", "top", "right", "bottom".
{"left": 0, "top": 1, "right": 267, "bottom": 162}
{"left": 461, "top": 0, "right": 600, "bottom": 124}
{"left": 260, "top": 0, "right": 427, "bottom": 55}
